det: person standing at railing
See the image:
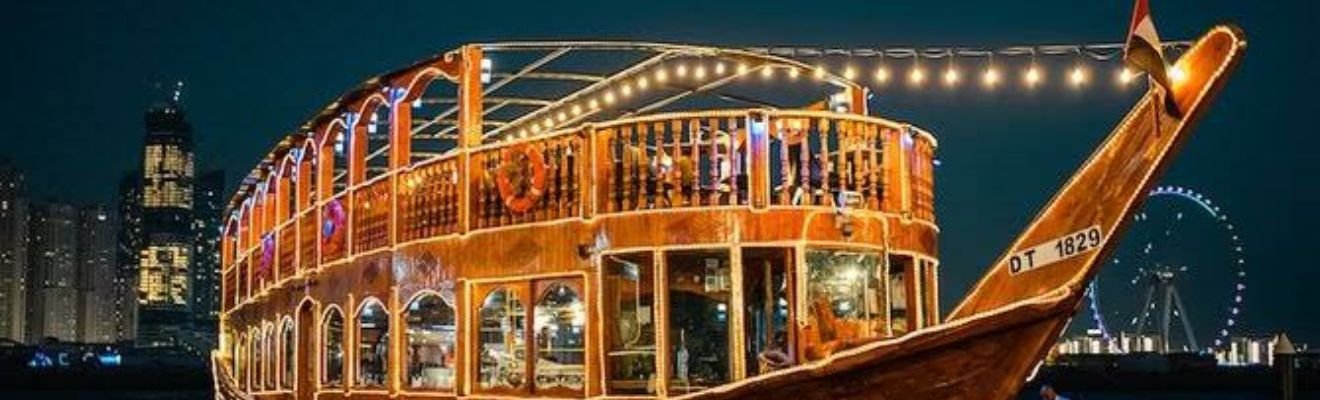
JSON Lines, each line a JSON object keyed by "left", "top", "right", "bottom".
{"left": 650, "top": 149, "right": 675, "bottom": 208}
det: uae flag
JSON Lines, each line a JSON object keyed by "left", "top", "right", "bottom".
{"left": 1125, "top": 0, "right": 1180, "bottom": 114}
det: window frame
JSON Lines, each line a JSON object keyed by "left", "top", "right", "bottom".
{"left": 402, "top": 291, "right": 459, "bottom": 393}
{"left": 353, "top": 297, "right": 391, "bottom": 390}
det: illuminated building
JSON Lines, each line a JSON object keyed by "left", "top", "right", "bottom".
{"left": 114, "top": 171, "right": 142, "bottom": 342}
{"left": 76, "top": 205, "right": 117, "bottom": 343}
{"left": 191, "top": 169, "right": 225, "bottom": 324}
{"left": 0, "top": 160, "right": 27, "bottom": 341}
{"left": 26, "top": 200, "right": 80, "bottom": 343}
{"left": 136, "top": 84, "right": 197, "bottom": 345}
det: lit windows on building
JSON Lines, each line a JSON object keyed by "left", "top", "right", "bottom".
{"left": 138, "top": 244, "right": 191, "bottom": 306}
{"left": 142, "top": 144, "right": 195, "bottom": 209}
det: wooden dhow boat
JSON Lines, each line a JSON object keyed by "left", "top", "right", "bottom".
{"left": 213, "top": 25, "right": 1244, "bottom": 400}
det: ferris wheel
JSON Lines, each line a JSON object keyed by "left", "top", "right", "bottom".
{"left": 1082, "top": 185, "right": 1248, "bottom": 353}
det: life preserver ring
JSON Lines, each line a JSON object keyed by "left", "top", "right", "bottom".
{"left": 496, "top": 144, "right": 548, "bottom": 214}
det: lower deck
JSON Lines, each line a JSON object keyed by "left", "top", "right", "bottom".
{"left": 222, "top": 210, "right": 939, "bottom": 400}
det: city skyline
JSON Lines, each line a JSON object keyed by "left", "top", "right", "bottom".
{"left": 0, "top": 0, "right": 1314, "bottom": 348}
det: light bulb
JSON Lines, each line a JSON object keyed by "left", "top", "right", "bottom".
{"left": 676, "top": 64, "right": 688, "bottom": 78}
{"left": 738, "top": 63, "right": 749, "bottom": 75}
{"left": 788, "top": 67, "right": 800, "bottom": 79}
{"left": 983, "top": 67, "right": 1000, "bottom": 87}
{"left": 603, "top": 91, "right": 616, "bottom": 104}
{"left": 637, "top": 77, "right": 649, "bottom": 90}
{"left": 943, "top": 68, "right": 960, "bottom": 86}
{"left": 1024, "top": 65, "right": 1041, "bottom": 87}
{"left": 813, "top": 66, "right": 826, "bottom": 80}
{"left": 1070, "top": 66, "right": 1087, "bottom": 87}
{"left": 694, "top": 64, "right": 707, "bottom": 80}
{"left": 844, "top": 66, "right": 857, "bottom": 80}
{"left": 571, "top": 104, "right": 583, "bottom": 116}
{"left": 621, "top": 84, "right": 633, "bottom": 97}
{"left": 1118, "top": 67, "right": 1135, "bottom": 85}
{"left": 909, "top": 66, "right": 926, "bottom": 85}
{"left": 656, "top": 69, "right": 668, "bottom": 83}
{"left": 1169, "top": 65, "right": 1188, "bottom": 84}
{"left": 761, "top": 66, "right": 773, "bottom": 79}
{"left": 875, "top": 66, "right": 890, "bottom": 83}
{"left": 588, "top": 99, "right": 600, "bottom": 110}
{"left": 715, "top": 62, "right": 726, "bottom": 75}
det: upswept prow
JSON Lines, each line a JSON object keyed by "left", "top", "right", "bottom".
{"left": 950, "top": 24, "right": 1247, "bottom": 322}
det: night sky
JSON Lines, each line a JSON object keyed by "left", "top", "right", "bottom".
{"left": 2, "top": 1, "right": 1315, "bottom": 344}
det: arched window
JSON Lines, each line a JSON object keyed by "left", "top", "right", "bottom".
{"left": 356, "top": 299, "right": 389, "bottom": 388}
{"left": 534, "top": 282, "right": 586, "bottom": 393}
{"left": 265, "top": 325, "right": 276, "bottom": 389}
{"left": 478, "top": 287, "right": 526, "bottom": 391}
{"left": 236, "top": 334, "right": 248, "bottom": 391}
{"left": 322, "top": 308, "right": 345, "bottom": 388}
{"left": 253, "top": 328, "right": 265, "bottom": 390}
{"left": 405, "top": 293, "right": 457, "bottom": 390}
{"left": 282, "top": 318, "right": 295, "bottom": 390}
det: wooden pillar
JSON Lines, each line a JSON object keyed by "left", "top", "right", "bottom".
{"left": 747, "top": 111, "right": 770, "bottom": 209}
{"left": 348, "top": 113, "right": 368, "bottom": 186}
{"left": 848, "top": 85, "right": 868, "bottom": 115}
{"left": 389, "top": 92, "right": 413, "bottom": 170}
{"left": 581, "top": 125, "right": 597, "bottom": 219}
{"left": 457, "top": 45, "right": 484, "bottom": 234}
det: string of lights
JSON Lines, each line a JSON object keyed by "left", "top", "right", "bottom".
{"left": 744, "top": 40, "right": 1192, "bottom": 89}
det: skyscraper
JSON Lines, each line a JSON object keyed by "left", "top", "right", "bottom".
{"left": 76, "top": 205, "right": 117, "bottom": 343}
{"left": 26, "top": 200, "right": 80, "bottom": 343}
{"left": 136, "top": 83, "right": 196, "bottom": 345}
{"left": 114, "top": 171, "right": 141, "bottom": 342}
{"left": 191, "top": 169, "right": 224, "bottom": 323}
{"left": 0, "top": 160, "right": 27, "bottom": 341}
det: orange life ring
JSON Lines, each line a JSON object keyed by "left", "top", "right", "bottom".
{"left": 495, "top": 144, "right": 548, "bottom": 214}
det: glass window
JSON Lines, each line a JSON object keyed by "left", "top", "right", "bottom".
{"left": 236, "top": 334, "right": 247, "bottom": 391}
{"left": 888, "top": 255, "right": 912, "bottom": 336}
{"left": 803, "top": 249, "right": 884, "bottom": 360}
{"left": 742, "top": 248, "right": 792, "bottom": 376}
{"left": 253, "top": 329, "right": 265, "bottom": 390}
{"left": 405, "top": 293, "right": 457, "bottom": 390}
{"left": 282, "top": 320, "right": 294, "bottom": 389}
{"left": 478, "top": 287, "right": 527, "bottom": 392}
{"left": 356, "top": 300, "right": 389, "bottom": 388}
{"left": 266, "top": 327, "right": 276, "bottom": 389}
{"left": 534, "top": 281, "right": 586, "bottom": 394}
{"left": 666, "top": 250, "right": 732, "bottom": 394}
{"left": 323, "top": 308, "right": 345, "bottom": 388}
{"left": 604, "top": 253, "right": 657, "bottom": 395}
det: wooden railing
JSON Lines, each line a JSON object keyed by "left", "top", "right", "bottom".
{"left": 398, "top": 157, "right": 462, "bottom": 241}
{"left": 226, "top": 109, "right": 936, "bottom": 308}
{"left": 472, "top": 132, "right": 585, "bottom": 228}
{"left": 351, "top": 176, "right": 393, "bottom": 253}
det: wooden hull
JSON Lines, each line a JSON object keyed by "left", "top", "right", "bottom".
{"left": 675, "top": 289, "right": 1076, "bottom": 400}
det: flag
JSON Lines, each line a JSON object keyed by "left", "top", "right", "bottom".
{"left": 1125, "top": 0, "right": 1181, "bottom": 115}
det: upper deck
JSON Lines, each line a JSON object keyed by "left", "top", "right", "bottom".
{"left": 219, "top": 42, "right": 939, "bottom": 315}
